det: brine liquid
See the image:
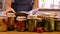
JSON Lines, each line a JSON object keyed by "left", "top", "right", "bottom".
{"left": 0, "top": 19, "right": 7, "bottom": 31}
{"left": 16, "top": 20, "right": 26, "bottom": 32}
{"left": 27, "top": 19, "right": 37, "bottom": 32}
{"left": 8, "top": 17, "right": 15, "bottom": 31}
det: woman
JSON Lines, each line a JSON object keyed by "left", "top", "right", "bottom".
{"left": 4, "top": 0, "right": 38, "bottom": 13}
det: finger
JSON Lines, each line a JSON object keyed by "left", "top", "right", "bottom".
{"left": 11, "top": 9, "right": 16, "bottom": 13}
{"left": 5, "top": 11, "right": 9, "bottom": 15}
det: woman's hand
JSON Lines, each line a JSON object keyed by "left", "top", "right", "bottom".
{"left": 4, "top": 7, "right": 16, "bottom": 14}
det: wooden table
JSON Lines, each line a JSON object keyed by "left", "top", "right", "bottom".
{"left": 0, "top": 32, "right": 60, "bottom": 34}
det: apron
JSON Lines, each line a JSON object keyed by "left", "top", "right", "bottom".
{"left": 11, "top": 0, "right": 33, "bottom": 12}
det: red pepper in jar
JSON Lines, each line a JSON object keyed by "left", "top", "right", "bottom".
{"left": 16, "top": 16, "right": 26, "bottom": 32}
{"left": 16, "top": 21, "right": 25, "bottom": 30}
{"left": 2, "top": 19, "right": 8, "bottom": 26}
{"left": 0, "top": 15, "right": 7, "bottom": 31}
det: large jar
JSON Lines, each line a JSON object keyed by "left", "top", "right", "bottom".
{"left": 16, "top": 16, "right": 26, "bottom": 32}
{"left": 27, "top": 15, "right": 37, "bottom": 32}
{"left": 54, "top": 16, "right": 60, "bottom": 31}
{"left": 42, "top": 16, "right": 54, "bottom": 32}
{"left": 0, "top": 15, "right": 7, "bottom": 32}
{"left": 7, "top": 13, "right": 15, "bottom": 31}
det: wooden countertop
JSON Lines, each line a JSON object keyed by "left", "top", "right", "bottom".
{"left": 0, "top": 32, "right": 60, "bottom": 34}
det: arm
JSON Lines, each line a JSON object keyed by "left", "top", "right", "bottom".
{"left": 4, "top": 0, "right": 15, "bottom": 14}
{"left": 32, "top": 0, "right": 38, "bottom": 9}
{"left": 4, "top": 0, "right": 12, "bottom": 10}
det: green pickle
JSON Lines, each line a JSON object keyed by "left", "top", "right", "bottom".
{"left": 55, "top": 18, "right": 60, "bottom": 31}
{"left": 27, "top": 15, "right": 37, "bottom": 32}
{"left": 42, "top": 17, "right": 54, "bottom": 32}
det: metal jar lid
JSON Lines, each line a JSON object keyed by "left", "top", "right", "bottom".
{"left": 54, "top": 16, "right": 60, "bottom": 21}
{"left": 0, "top": 15, "right": 7, "bottom": 19}
{"left": 27, "top": 15, "right": 37, "bottom": 19}
{"left": 16, "top": 16, "right": 26, "bottom": 21}
{"left": 7, "top": 13, "right": 15, "bottom": 17}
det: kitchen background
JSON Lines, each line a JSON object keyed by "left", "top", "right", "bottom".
{"left": 0, "top": 0, "right": 60, "bottom": 16}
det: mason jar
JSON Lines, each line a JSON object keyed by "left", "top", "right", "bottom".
{"left": 0, "top": 15, "right": 7, "bottom": 32}
{"left": 16, "top": 16, "right": 26, "bottom": 32}
{"left": 54, "top": 17, "right": 60, "bottom": 31}
{"left": 27, "top": 15, "right": 37, "bottom": 32}
{"left": 7, "top": 13, "right": 15, "bottom": 31}
{"left": 42, "top": 16, "right": 54, "bottom": 32}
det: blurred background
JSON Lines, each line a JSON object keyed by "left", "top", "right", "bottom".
{"left": 1, "top": 0, "right": 60, "bottom": 9}
{"left": 0, "top": 0, "right": 60, "bottom": 15}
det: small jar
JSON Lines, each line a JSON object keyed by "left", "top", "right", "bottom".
{"left": 54, "top": 16, "right": 60, "bottom": 31}
{"left": 37, "top": 18, "right": 43, "bottom": 27}
{"left": 0, "top": 15, "right": 7, "bottom": 32}
{"left": 7, "top": 13, "right": 15, "bottom": 31}
{"left": 27, "top": 15, "right": 37, "bottom": 32}
{"left": 16, "top": 16, "right": 26, "bottom": 32}
{"left": 42, "top": 16, "right": 54, "bottom": 32}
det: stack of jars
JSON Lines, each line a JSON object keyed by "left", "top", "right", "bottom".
{"left": 0, "top": 12, "right": 60, "bottom": 32}
{"left": 0, "top": 11, "right": 42, "bottom": 32}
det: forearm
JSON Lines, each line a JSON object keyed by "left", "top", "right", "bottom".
{"left": 32, "top": 0, "right": 38, "bottom": 9}
{"left": 4, "top": 0, "right": 12, "bottom": 10}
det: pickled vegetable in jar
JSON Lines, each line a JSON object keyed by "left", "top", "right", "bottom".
{"left": 0, "top": 15, "right": 7, "bottom": 32}
{"left": 54, "top": 16, "right": 60, "bottom": 31}
{"left": 16, "top": 16, "right": 26, "bottom": 32}
{"left": 42, "top": 16, "right": 54, "bottom": 32}
{"left": 37, "top": 18, "right": 43, "bottom": 27}
{"left": 7, "top": 13, "right": 15, "bottom": 31}
{"left": 27, "top": 15, "right": 37, "bottom": 32}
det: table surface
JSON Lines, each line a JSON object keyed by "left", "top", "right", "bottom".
{"left": 0, "top": 32, "right": 60, "bottom": 34}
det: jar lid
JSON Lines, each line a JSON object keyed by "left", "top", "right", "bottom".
{"left": 0, "top": 15, "right": 7, "bottom": 19}
{"left": 54, "top": 16, "right": 60, "bottom": 19}
{"left": 44, "top": 16, "right": 54, "bottom": 18}
{"left": 42, "top": 12, "right": 57, "bottom": 16}
{"left": 16, "top": 16, "right": 26, "bottom": 21}
{"left": 7, "top": 13, "right": 15, "bottom": 17}
{"left": 17, "top": 16, "right": 26, "bottom": 19}
{"left": 27, "top": 15, "right": 37, "bottom": 19}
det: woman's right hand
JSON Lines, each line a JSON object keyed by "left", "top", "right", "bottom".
{"left": 4, "top": 7, "right": 16, "bottom": 14}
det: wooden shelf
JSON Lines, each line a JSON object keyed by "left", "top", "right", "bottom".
{"left": 39, "top": 9, "right": 60, "bottom": 11}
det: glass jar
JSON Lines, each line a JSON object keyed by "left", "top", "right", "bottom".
{"left": 37, "top": 18, "right": 43, "bottom": 27}
{"left": 54, "top": 17, "right": 60, "bottom": 31}
{"left": 0, "top": 15, "right": 7, "bottom": 32}
{"left": 27, "top": 15, "right": 37, "bottom": 32}
{"left": 7, "top": 13, "right": 15, "bottom": 31}
{"left": 42, "top": 16, "right": 54, "bottom": 32}
{"left": 16, "top": 16, "right": 26, "bottom": 32}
